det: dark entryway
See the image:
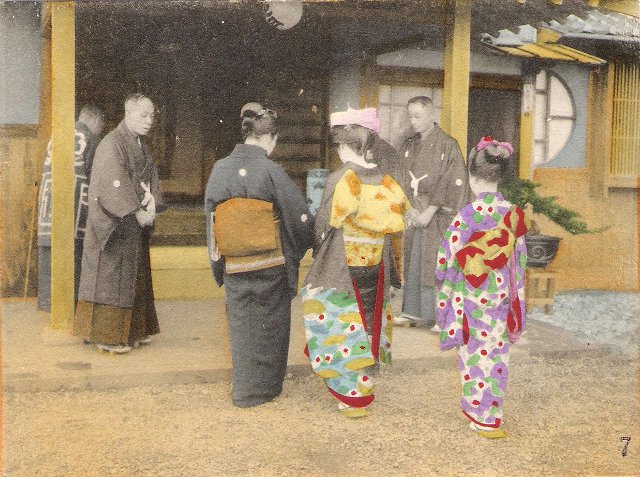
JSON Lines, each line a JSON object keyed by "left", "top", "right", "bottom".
{"left": 75, "top": 2, "right": 332, "bottom": 203}
{"left": 468, "top": 87, "right": 521, "bottom": 176}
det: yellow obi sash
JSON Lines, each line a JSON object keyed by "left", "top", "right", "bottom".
{"left": 213, "top": 197, "right": 285, "bottom": 274}
{"left": 455, "top": 205, "right": 530, "bottom": 288}
{"left": 330, "top": 170, "right": 409, "bottom": 267}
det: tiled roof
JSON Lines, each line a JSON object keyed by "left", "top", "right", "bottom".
{"left": 480, "top": 9, "right": 640, "bottom": 63}
{"left": 544, "top": 10, "right": 640, "bottom": 38}
{"left": 483, "top": 10, "right": 639, "bottom": 46}
{"left": 481, "top": 21, "right": 605, "bottom": 64}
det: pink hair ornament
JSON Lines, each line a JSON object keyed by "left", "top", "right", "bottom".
{"left": 476, "top": 136, "right": 514, "bottom": 157}
{"left": 330, "top": 107, "right": 381, "bottom": 134}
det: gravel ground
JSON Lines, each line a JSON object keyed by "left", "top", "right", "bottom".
{"left": 3, "top": 353, "right": 639, "bottom": 476}
{"left": 3, "top": 291, "right": 638, "bottom": 476}
{"left": 529, "top": 291, "right": 640, "bottom": 358}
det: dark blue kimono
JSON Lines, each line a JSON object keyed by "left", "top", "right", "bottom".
{"left": 37, "top": 121, "right": 101, "bottom": 311}
{"left": 205, "top": 143, "right": 313, "bottom": 407}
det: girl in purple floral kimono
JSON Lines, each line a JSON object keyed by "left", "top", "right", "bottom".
{"left": 435, "top": 137, "right": 529, "bottom": 439}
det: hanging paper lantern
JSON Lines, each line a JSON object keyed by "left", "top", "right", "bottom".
{"left": 264, "top": 0, "right": 303, "bottom": 30}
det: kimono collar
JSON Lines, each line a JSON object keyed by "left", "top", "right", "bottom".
{"left": 345, "top": 161, "right": 379, "bottom": 175}
{"left": 344, "top": 158, "right": 376, "bottom": 169}
{"left": 76, "top": 120, "right": 98, "bottom": 142}
{"left": 116, "top": 120, "right": 144, "bottom": 146}
{"left": 476, "top": 191, "right": 505, "bottom": 202}
{"left": 419, "top": 123, "right": 442, "bottom": 143}
{"left": 232, "top": 143, "right": 269, "bottom": 157}
{"left": 75, "top": 120, "right": 88, "bottom": 134}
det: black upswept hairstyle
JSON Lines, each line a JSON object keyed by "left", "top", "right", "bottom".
{"left": 468, "top": 147, "right": 508, "bottom": 183}
{"left": 241, "top": 103, "right": 278, "bottom": 139}
{"left": 331, "top": 124, "right": 375, "bottom": 156}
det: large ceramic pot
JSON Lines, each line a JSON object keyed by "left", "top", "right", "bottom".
{"left": 525, "top": 234, "right": 561, "bottom": 268}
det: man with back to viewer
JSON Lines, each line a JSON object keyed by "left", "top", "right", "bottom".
{"left": 73, "top": 93, "right": 165, "bottom": 354}
{"left": 396, "top": 96, "right": 472, "bottom": 329}
{"left": 37, "top": 104, "right": 106, "bottom": 312}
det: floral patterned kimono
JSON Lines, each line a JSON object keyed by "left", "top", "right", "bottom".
{"left": 435, "top": 191, "right": 528, "bottom": 428}
{"left": 302, "top": 163, "right": 409, "bottom": 412}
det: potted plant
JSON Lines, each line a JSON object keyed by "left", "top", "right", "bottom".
{"left": 497, "top": 177, "right": 607, "bottom": 268}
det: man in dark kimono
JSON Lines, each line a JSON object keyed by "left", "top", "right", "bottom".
{"left": 396, "top": 96, "right": 472, "bottom": 328}
{"left": 37, "top": 105, "right": 105, "bottom": 311}
{"left": 73, "top": 93, "right": 165, "bottom": 354}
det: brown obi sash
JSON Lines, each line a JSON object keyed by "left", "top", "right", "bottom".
{"left": 213, "top": 198, "right": 285, "bottom": 274}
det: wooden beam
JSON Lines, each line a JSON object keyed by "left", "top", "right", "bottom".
{"left": 441, "top": 0, "right": 471, "bottom": 159}
{"left": 314, "top": 2, "right": 449, "bottom": 27}
{"left": 366, "top": 35, "right": 432, "bottom": 58}
{"left": 470, "top": 73, "right": 522, "bottom": 91}
{"left": 50, "top": 1, "right": 75, "bottom": 329}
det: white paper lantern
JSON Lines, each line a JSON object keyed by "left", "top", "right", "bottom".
{"left": 264, "top": 0, "right": 303, "bottom": 30}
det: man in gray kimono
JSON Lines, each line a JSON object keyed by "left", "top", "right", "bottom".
{"left": 37, "top": 105, "right": 105, "bottom": 311}
{"left": 73, "top": 93, "right": 165, "bottom": 354}
{"left": 396, "top": 96, "right": 472, "bottom": 328}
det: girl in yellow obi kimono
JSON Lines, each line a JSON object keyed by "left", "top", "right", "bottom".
{"left": 302, "top": 108, "right": 409, "bottom": 418}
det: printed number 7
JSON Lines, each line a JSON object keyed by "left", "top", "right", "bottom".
{"left": 621, "top": 436, "right": 631, "bottom": 457}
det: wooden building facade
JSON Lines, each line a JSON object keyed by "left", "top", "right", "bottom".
{"left": 1, "top": 0, "right": 638, "bottom": 327}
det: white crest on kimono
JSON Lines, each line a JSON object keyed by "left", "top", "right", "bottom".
{"left": 409, "top": 170, "right": 429, "bottom": 197}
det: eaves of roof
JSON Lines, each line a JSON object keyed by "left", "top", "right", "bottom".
{"left": 482, "top": 38, "right": 607, "bottom": 64}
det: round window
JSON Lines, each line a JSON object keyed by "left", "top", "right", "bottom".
{"left": 533, "top": 70, "right": 576, "bottom": 165}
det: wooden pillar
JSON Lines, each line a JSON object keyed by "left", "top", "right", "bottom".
{"left": 359, "top": 56, "right": 379, "bottom": 109}
{"left": 587, "top": 65, "right": 613, "bottom": 197}
{"left": 50, "top": 1, "right": 75, "bottom": 329}
{"left": 39, "top": 3, "right": 52, "bottom": 178}
{"left": 441, "top": 0, "right": 471, "bottom": 159}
